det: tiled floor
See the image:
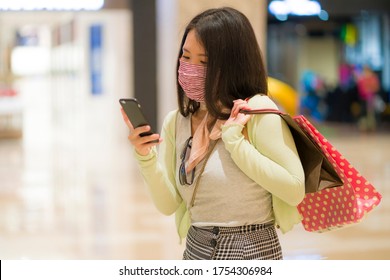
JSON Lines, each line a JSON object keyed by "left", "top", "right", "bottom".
{"left": 0, "top": 83, "right": 389, "bottom": 259}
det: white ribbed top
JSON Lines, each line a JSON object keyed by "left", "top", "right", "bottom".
{"left": 175, "top": 113, "right": 274, "bottom": 227}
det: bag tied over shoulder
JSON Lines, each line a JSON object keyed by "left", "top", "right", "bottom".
{"left": 240, "top": 108, "right": 343, "bottom": 194}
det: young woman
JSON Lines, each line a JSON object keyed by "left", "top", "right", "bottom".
{"left": 121, "top": 7, "right": 305, "bottom": 260}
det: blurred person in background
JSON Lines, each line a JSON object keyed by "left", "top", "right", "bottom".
{"left": 121, "top": 7, "right": 304, "bottom": 260}
{"left": 356, "top": 64, "right": 380, "bottom": 131}
{"left": 326, "top": 62, "right": 359, "bottom": 123}
{"left": 300, "top": 70, "right": 327, "bottom": 122}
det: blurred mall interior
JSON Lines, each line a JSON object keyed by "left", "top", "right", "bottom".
{"left": 0, "top": 0, "right": 389, "bottom": 259}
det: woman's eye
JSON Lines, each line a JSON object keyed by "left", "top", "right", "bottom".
{"left": 200, "top": 61, "right": 208, "bottom": 65}
{"left": 182, "top": 55, "right": 190, "bottom": 60}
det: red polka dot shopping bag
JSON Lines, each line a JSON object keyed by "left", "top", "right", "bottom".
{"left": 241, "top": 108, "right": 382, "bottom": 232}
{"left": 294, "top": 115, "right": 382, "bottom": 232}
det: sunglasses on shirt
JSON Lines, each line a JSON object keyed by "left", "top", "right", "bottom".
{"left": 179, "top": 136, "right": 195, "bottom": 185}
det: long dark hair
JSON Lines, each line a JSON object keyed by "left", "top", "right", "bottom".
{"left": 176, "top": 7, "right": 268, "bottom": 119}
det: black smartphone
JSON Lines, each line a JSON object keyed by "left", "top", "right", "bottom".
{"left": 119, "top": 98, "right": 154, "bottom": 137}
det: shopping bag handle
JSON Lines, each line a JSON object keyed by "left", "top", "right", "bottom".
{"left": 240, "top": 108, "right": 285, "bottom": 115}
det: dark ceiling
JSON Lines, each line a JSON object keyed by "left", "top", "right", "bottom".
{"left": 320, "top": 0, "right": 390, "bottom": 16}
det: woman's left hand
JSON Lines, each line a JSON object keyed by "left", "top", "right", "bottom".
{"left": 224, "top": 99, "right": 252, "bottom": 127}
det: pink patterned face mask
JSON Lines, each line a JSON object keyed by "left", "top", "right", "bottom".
{"left": 178, "top": 60, "right": 206, "bottom": 102}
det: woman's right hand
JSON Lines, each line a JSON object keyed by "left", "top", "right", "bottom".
{"left": 120, "top": 108, "right": 162, "bottom": 156}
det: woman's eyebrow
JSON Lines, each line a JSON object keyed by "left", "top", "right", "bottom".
{"left": 182, "top": 48, "right": 207, "bottom": 57}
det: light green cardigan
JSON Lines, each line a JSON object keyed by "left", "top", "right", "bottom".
{"left": 134, "top": 95, "right": 305, "bottom": 242}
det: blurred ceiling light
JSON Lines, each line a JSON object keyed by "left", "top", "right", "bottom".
{"left": 0, "top": 0, "right": 104, "bottom": 11}
{"left": 269, "top": 0, "right": 328, "bottom": 21}
{"left": 318, "top": 10, "right": 329, "bottom": 21}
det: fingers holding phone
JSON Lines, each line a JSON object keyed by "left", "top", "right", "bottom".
{"left": 128, "top": 126, "right": 161, "bottom": 156}
{"left": 119, "top": 98, "right": 162, "bottom": 156}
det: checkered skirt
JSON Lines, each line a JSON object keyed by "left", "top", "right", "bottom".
{"left": 182, "top": 223, "right": 283, "bottom": 260}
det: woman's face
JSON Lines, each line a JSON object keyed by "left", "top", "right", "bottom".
{"left": 181, "top": 29, "right": 208, "bottom": 66}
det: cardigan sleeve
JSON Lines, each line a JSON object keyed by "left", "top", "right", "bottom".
{"left": 133, "top": 110, "right": 182, "bottom": 215}
{"left": 221, "top": 95, "right": 305, "bottom": 206}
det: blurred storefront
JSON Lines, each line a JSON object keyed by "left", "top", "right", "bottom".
{"left": 0, "top": 0, "right": 135, "bottom": 259}
{"left": 267, "top": 0, "right": 390, "bottom": 125}
{"left": 0, "top": 0, "right": 132, "bottom": 141}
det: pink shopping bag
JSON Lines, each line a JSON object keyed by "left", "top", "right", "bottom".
{"left": 295, "top": 115, "right": 382, "bottom": 232}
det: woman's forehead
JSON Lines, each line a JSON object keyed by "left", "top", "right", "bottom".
{"left": 183, "top": 30, "right": 205, "bottom": 53}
